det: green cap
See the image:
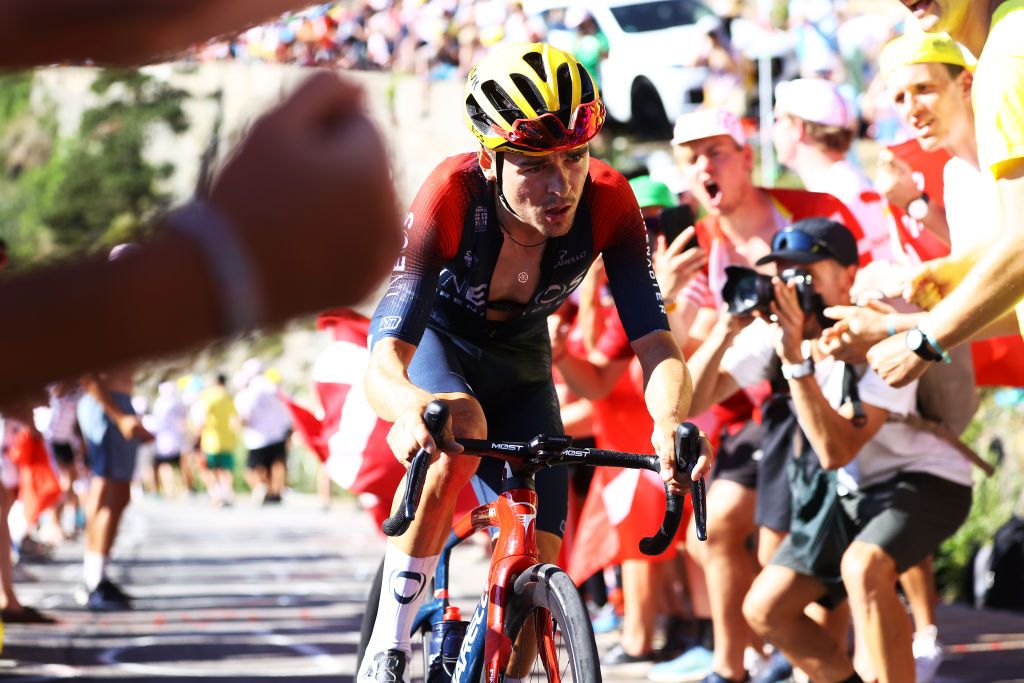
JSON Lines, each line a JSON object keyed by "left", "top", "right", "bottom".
{"left": 629, "top": 175, "right": 675, "bottom": 209}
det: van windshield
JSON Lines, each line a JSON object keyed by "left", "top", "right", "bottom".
{"left": 610, "top": 0, "right": 713, "bottom": 33}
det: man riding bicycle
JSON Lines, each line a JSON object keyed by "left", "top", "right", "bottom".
{"left": 359, "top": 42, "right": 710, "bottom": 682}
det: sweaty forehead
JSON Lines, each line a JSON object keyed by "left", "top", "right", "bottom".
{"left": 887, "top": 62, "right": 950, "bottom": 92}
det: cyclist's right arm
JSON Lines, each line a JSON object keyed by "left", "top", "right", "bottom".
{"left": 363, "top": 156, "right": 469, "bottom": 461}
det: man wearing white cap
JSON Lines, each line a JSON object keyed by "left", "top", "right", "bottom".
{"left": 649, "top": 108, "right": 871, "bottom": 683}
{"left": 773, "top": 78, "right": 895, "bottom": 263}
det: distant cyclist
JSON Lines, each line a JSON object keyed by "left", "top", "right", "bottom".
{"left": 359, "top": 42, "right": 711, "bottom": 682}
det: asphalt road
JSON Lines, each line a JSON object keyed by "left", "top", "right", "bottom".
{"left": 3, "top": 495, "right": 1023, "bottom": 682}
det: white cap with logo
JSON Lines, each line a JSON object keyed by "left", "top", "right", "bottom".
{"left": 774, "top": 78, "right": 853, "bottom": 128}
{"left": 671, "top": 108, "right": 746, "bottom": 147}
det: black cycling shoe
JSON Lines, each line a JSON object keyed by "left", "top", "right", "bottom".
{"left": 360, "top": 649, "right": 409, "bottom": 683}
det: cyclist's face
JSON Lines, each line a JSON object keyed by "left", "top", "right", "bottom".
{"left": 673, "top": 135, "right": 753, "bottom": 215}
{"left": 899, "top": 0, "right": 971, "bottom": 35}
{"left": 887, "top": 62, "right": 973, "bottom": 152}
{"left": 492, "top": 146, "right": 590, "bottom": 237}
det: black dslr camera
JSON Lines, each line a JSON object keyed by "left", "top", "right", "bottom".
{"left": 721, "top": 266, "right": 824, "bottom": 320}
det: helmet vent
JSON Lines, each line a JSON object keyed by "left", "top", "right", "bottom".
{"left": 577, "top": 64, "right": 596, "bottom": 104}
{"left": 510, "top": 72, "right": 548, "bottom": 115}
{"left": 555, "top": 62, "right": 574, "bottom": 127}
{"left": 481, "top": 80, "right": 526, "bottom": 127}
{"left": 465, "top": 94, "right": 493, "bottom": 134}
{"left": 522, "top": 51, "right": 548, "bottom": 82}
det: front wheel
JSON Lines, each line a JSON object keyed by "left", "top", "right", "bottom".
{"left": 500, "top": 564, "right": 601, "bottom": 682}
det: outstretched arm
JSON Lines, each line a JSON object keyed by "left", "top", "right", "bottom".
{"left": 0, "top": 1, "right": 312, "bottom": 67}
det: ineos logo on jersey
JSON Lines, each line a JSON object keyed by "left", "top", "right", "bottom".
{"left": 389, "top": 570, "right": 426, "bottom": 605}
{"left": 466, "top": 284, "right": 487, "bottom": 307}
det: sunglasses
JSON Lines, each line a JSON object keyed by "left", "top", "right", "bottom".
{"left": 771, "top": 228, "right": 837, "bottom": 260}
{"left": 497, "top": 100, "right": 605, "bottom": 153}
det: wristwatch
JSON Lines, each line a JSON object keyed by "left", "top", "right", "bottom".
{"left": 781, "top": 358, "right": 815, "bottom": 380}
{"left": 905, "top": 326, "right": 944, "bottom": 362}
{"left": 906, "top": 193, "right": 930, "bottom": 221}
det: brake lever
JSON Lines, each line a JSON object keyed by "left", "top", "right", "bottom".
{"left": 680, "top": 424, "right": 707, "bottom": 541}
{"left": 381, "top": 400, "right": 449, "bottom": 537}
{"left": 639, "top": 422, "right": 704, "bottom": 555}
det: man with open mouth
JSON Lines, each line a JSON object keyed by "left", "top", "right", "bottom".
{"left": 646, "top": 108, "right": 874, "bottom": 683}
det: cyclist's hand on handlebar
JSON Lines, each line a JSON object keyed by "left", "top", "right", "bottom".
{"left": 387, "top": 400, "right": 463, "bottom": 466}
{"left": 653, "top": 422, "right": 714, "bottom": 495}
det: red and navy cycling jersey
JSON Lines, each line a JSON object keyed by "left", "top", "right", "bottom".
{"left": 369, "top": 153, "right": 668, "bottom": 347}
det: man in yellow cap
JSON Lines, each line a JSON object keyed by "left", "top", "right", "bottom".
{"left": 869, "top": 1, "right": 1024, "bottom": 386}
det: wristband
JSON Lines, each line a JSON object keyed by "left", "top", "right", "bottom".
{"left": 918, "top": 323, "right": 952, "bottom": 364}
{"left": 885, "top": 315, "right": 897, "bottom": 337}
{"left": 168, "top": 201, "right": 266, "bottom": 336}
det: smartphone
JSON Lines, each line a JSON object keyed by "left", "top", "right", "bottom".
{"left": 658, "top": 205, "right": 698, "bottom": 251}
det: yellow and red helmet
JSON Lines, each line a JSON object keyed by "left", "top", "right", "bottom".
{"left": 465, "top": 42, "right": 606, "bottom": 155}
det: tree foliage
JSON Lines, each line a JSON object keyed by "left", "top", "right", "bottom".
{"left": 0, "top": 68, "right": 189, "bottom": 262}
{"left": 40, "top": 69, "right": 189, "bottom": 252}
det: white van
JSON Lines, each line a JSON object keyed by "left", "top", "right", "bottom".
{"left": 523, "top": 0, "right": 716, "bottom": 134}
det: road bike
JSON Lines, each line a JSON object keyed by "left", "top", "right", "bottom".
{"left": 358, "top": 400, "right": 707, "bottom": 682}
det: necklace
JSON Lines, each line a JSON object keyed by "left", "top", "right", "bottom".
{"left": 500, "top": 223, "right": 546, "bottom": 284}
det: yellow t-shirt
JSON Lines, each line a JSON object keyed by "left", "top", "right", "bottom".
{"left": 973, "top": 0, "right": 1024, "bottom": 335}
{"left": 197, "top": 386, "right": 238, "bottom": 454}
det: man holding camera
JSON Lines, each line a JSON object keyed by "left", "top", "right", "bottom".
{"left": 651, "top": 108, "right": 869, "bottom": 683}
{"left": 688, "top": 218, "right": 972, "bottom": 683}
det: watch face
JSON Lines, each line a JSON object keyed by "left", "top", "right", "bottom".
{"left": 906, "top": 327, "right": 925, "bottom": 351}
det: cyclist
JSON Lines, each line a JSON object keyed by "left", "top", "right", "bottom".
{"left": 869, "top": 0, "right": 1024, "bottom": 385}
{"left": 359, "top": 42, "right": 709, "bottom": 682}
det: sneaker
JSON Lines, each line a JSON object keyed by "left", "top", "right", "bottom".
{"left": 358, "top": 648, "right": 410, "bottom": 683}
{"left": 647, "top": 645, "right": 714, "bottom": 683}
{"left": 750, "top": 651, "right": 792, "bottom": 683}
{"left": 602, "top": 643, "right": 656, "bottom": 666}
{"left": 591, "top": 602, "right": 622, "bottom": 634}
{"left": 85, "top": 579, "right": 132, "bottom": 611}
{"left": 912, "top": 625, "right": 944, "bottom": 683}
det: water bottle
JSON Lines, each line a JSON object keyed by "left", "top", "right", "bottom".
{"left": 426, "top": 606, "right": 469, "bottom": 683}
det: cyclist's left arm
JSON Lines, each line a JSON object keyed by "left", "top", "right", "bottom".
{"left": 595, "top": 178, "right": 707, "bottom": 490}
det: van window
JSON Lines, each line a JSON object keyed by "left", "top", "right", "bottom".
{"left": 610, "top": 0, "right": 712, "bottom": 33}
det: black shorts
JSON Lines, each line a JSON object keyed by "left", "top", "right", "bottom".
{"left": 408, "top": 325, "right": 568, "bottom": 538}
{"left": 247, "top": 441, "right": 288, "bottom": 470}
{"left": 154, "top": 452, "right": 181, "bottom": 466}
{"left": 51, "top": 441, "right": 75, "bottom": 467}
{"left": 772, "top": 471, "right": 972, "bottom": 608}
{"left": 755, "top": 403, "right": 800, "bottom": 533}
{"left": 710, "top": 419, "right": 761, "bottom": 490}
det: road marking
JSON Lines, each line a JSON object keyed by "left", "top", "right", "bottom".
{"left": 947, "top": 639, "right": 1024, "bottom": 654}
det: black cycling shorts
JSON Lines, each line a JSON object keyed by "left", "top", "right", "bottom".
{"left": 408, "top": 325, "right": 569, "bottom": 538}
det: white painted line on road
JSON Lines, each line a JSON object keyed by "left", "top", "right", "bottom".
{"left": 96, "top": 630, "right": 344, "bottom": 676}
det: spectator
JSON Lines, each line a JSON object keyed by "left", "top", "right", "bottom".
{"left": 235, "top": 359, "right": 293, "bottom": 505}
{"left": 650, "top": 108, "right": 869, "bottom": 683}
{"left": 0, "top": 406, "right": 56, "bottom": 623}
{"left": 193, "top": 373, "right": 239, "bottom": 508}
{"left": 148, "top": 381, "right": 189, "bottom": 498}
{"left": 688, "top": 217, "right": 972, "bottom": 683}
{"left": 869, "top": 0, "right": 1024, "bottom": 385}
{"left": 772, "top": 77, "right": 894, "bottom": 263}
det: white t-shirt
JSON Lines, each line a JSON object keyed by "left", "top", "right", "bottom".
{"left": 234, "top": 377, "right": 292, "bottom": 450}
{"left": 721, "top": 319, "right": 973, "bottom": 489}
{"left": 149, "top": 393, "right": 187, "bottom": 457}
{"left": 943, "top": 156, "right": 1001, "bottom": 255}
{"left": 807, "top": 159, "right": 895, "bottom": 263}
